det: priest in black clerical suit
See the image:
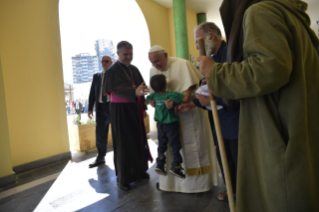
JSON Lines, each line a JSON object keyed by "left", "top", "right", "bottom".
{"left": 88, "top": 56, "right": 113, "bottom": 168}
{"left": 103, "top": 41, "right": 152, "bottom": 191}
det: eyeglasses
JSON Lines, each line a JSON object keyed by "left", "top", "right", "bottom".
{"left": 102, "top": 60, "right": 110, "bottom": 63}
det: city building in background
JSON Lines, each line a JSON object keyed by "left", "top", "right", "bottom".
{"left": 95, "top": 39, "right": 118, "bottom": 71}
{"left": 71, "top": 39, "right": 117, "bottom": 85}
{"left": 72, "top": 53, "right": 99, "bottom": 84}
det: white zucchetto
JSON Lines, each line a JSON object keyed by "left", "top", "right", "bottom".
{"left": 149, "top": 45, "right": 166, "bottom": 53}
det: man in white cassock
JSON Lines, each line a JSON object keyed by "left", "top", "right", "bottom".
{"left": 148, "top": 45, "right": 219, "bottom": 193}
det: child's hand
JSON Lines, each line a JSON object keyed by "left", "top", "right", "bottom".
{"left": 165, "top": 99, "right": 174, "bottom": 109}
{"left": 149, "top": 99, "right": 155, "bottom": 107}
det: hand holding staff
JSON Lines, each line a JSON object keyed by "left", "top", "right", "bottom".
{"left": 197, "top": 56, "right": 215, "bottom": 78}
{"left": 197, "top": 37, "right": 236, "bottom": 212}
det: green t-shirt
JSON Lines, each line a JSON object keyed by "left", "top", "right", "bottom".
{"left": 146, "top": 92, "right": 184, "bottom": 124}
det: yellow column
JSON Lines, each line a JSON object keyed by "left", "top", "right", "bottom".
{"left": 0, "top": 0, "right": 70, "bottom": 167}
{"left": 0, "top": 55, "right": 15, "bottom": 184}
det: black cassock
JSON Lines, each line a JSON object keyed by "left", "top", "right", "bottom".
{"left": 103, "top": 61, "right": 151, "bottom": 184}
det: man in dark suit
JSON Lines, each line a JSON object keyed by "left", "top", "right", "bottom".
{"left": 88, "top": 55, "right": 113, "bottom": 168}
{"left": 75, "top": 99, "right": 83, "bottom": 119}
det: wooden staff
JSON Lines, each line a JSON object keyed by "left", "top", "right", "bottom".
{"left": 198, "top": 37, "right": 236, "bottom": 212}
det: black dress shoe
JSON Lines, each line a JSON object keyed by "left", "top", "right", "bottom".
{"left": 117, "top": 182, "right": 131, "bottom": 191}
{"left": 89, "top": 159, "right": 105, "bottom": 168}
{"left": 142, "top": 172, "right": 150, "bottom": 179}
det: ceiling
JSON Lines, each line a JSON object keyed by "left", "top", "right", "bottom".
{"left": 153, "top": 0, "right": 318, "bottom": 13}
{"left": 153, "top": 0, "right": 319, "bottom": 37}
{"left": 153, "top": 0, "right": 221, "bottom": 13}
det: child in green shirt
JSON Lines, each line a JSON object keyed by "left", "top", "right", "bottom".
{"left": 146, "top": 74, "right": 193, "bottom": 179}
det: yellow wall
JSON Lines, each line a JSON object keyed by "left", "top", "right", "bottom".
{"left": 169, "top": 7, "right": 199, "bottom": 58}
{"left": 186, "top": 8, "right": 199, "bottom": 58}
{"left": 136, "top": 0, "right": 172, "bottom": 56}
{"left": 0, "top": 0, "right": 69, "bottom": 166}
{"left": 168, "top": 7, "right": 176, "bottom": 57}
{"left": 136, "top": 0, "right": 198, "bottom": 59}
{"left": 0, "top": 55, "right": 14, "bottom": 178}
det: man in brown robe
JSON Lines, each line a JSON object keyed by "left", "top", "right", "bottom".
{"left": 198, "top": 0, "right": 319, "bottom": 211}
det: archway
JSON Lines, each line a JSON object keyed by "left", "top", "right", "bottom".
{"left": 59, "top": 0, "right": 153, "bottom": 155}
{"left": 59, "top": 0, "right": 151, "bottom": 82}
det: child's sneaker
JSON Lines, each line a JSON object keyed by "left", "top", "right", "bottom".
{"left": 169, "top": 165, "right": 185, "bottom": 179}
{"left": 155, "top": 164, "right": 167, "bottom": 175}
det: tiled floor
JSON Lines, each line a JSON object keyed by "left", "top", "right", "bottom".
{"left": 0, "top": 180, "right": 56, "bottom": 212}
{"left": 0, "top": 140, "right": 231, "bottom": 212}
{"left": 0, "top": 160, "right": 69, "bottom": 193}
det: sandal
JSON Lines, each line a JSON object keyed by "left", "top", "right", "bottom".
{"left": 217, "top": 191, "right": 228, "bottom": 202}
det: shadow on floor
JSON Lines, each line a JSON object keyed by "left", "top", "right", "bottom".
{"left": 75, "top": 164, "right": 230, "bottom": 212}
{"left": 32, "top": 140, "right": 230, "bottom": 212}
{"left": 1, "top": 139, "right": 230, "bottom": 212}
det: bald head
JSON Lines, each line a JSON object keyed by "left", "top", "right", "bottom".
{"left": 101, "top": 56, "right": 112, "bottom": 70}
{"left": 148, "top": 46, "right": 168, "bottom": 71}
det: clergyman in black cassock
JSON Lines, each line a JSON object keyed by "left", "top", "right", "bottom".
{"left": 103, "top": 41, "right": 152, "bottom": 191}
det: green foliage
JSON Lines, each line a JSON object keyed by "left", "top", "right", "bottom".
{"left": 72, "top": 115, "right": 95, "bottom": 125}
{"left": 86, "top": 118, "right": 95, "bottom": 124}
{"left": 73, "top": 115, "right": 83, "bottom": 125}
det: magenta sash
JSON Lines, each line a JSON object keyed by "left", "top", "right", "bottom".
{"left": 111, "top": 93, "right": 135, "bottom": 103}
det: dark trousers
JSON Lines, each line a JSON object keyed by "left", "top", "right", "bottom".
{"left": 96, "top": 102, "right": 110, "bottom": 159}
{"left": 76, "top": 109, "right": 81, "bottom": 119}
{"left": 209, "top": 111, "right": 238, "bottom": 194}
{"left": 157, "top": 122, "right": 182, "bottom": 166}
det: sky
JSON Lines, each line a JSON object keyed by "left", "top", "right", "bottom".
{"left": 59, "top": 0, "right": 151, "bottom": 84}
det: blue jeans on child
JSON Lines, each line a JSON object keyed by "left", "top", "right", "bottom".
{"left": 157, "top": 122, "right": 182, "bottom": 166}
